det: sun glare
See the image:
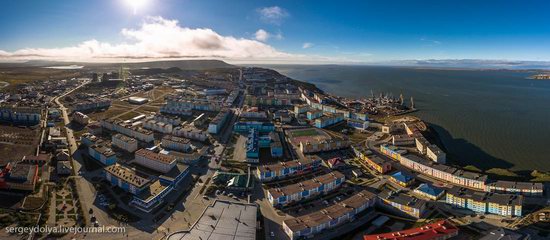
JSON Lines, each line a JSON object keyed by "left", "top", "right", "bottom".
{"left": 124, "top": 0, "right": 149, "bottom": 14}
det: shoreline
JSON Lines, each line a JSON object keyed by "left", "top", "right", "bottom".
{"left": 288, "top": 73, "right": 547, "bottom": 182}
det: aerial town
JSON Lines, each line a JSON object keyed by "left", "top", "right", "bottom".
{"left": 0, "top": 62, "right": 548, "bottom": 240}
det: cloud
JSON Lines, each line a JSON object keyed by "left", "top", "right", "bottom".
{"left": 254, "top": 29, "right": 270, "bottom": 42}
{"left": 302, "top": 42, "right": 314, "bottom": 49}
{"left": 257, "top": 6, "right": 289, "bottom": 25}
{"left": 0, "top": 16, "right": 298, "bottom": 62}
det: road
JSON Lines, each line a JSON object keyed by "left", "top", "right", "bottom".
{"left": 52, "top": 80, "right": 94, "bottom": 227}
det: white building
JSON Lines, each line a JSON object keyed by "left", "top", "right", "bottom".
{"left": 135, "top": 149, "right": 177, "bottom": 173}
{"left": 426, "top": 144, "right": 446, "bottom": 164}
{"left": 173, "top": 126, "right": 208, "bottom": 142}
{"left": 153, "top": 114, "right": 181, "bottom": 126}
{"left": 112, "top": 134, "right": 138, "bottom": 153}
{"left": 208, "top": 109, "right": 230, "bottom": 134}
{"left": 161, "top": 135, "right": 191, "bottom": 152}
{"left": 72, "top": 111, "right": 90, "bottom": 125}
{"left": 143, "top": 119, "right": 173, "bottom": 134}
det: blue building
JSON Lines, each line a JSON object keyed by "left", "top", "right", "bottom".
{"left": 88, "top": 144, "right": 117, "bottom": 166}
{"left": 389, "top": 171, "right": 414, "bottom": 187}
{"left": 413, "top": 183, "right": 445, "bottom": 200}
{"left": 0, "top": 106, "right": 42, "bottom": 125}
{"left": 246, "top": 129, "right": 259, "bottom": 160}
{"left": 103, "top": 162, "right": 190, "bottom": 213}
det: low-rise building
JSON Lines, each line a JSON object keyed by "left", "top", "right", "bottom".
{"left": 446, "top": 187, "right": 523, "bottom": 217}
{"left": 347, "top": 118, "right": 369, "bottom": 130}
{"left": 306, "top": 109, "right": 323, "bottom": 120}
{"left": 172, "top": 125, "right": 209, "bottom": 142}
{"left": 208, "top": 109, "right": 230, "bottom": 134}
{"left": 426, "top": 144, "right": 446, "bottom": 164}
{"left": 282, "top": 190, "right": 376, "bottom": 240}
{"left": 486, "top": 180, "right": 544, "bottom": 196}
{"left": 352, "top": 144, "right": 392, "bottom": 173}
{"left": 413, "top": 183, "right": 445, "bottom": 200}
{"left": 143, "top": 119, "right": 173, "bottom": 134}
{"left": 389, "top": 171, "right": 415, "bottom": 187}
{"left": 267, "top": 171, "right": 345, "bottom": 206}
{"left": 88, "top": 144, "right": 117, "bottom": 165}
{"left": 234, "top": 121, "right": 275, "bottom": 133}
{"left": 379, "top": 190, "right": 427, "bottom": 218}
{"left": 0, "top": 105, "right": 42, "bottom": 125}
{"left": 314, "top": 113, "right": 344, "bottom": 128}
{"left": 256, "top": 156, "right": 323, "bottom": 182}
{"left": 363, "top": 220, "right": 458, "bottom": 240}
{"left": 161, "top": 135, "right": 191, "bottom": 152}
{"left": 392, "top": 134, "right": 415, "bottom": 146}
{"left": 135, "top": 149, "right": 177, "bottom": 173}
{"left": 112, "top": 134, "right": 138, "bottom": 153}
{"left": 72, "top": 111, "right": 90, "bottom": 125}
{"left": 269, "top": 131, "right": 283, "bottom": 158}
{"left": 246, "top": 129, "right": 259, "bottom": 161}
{"left": 103, "top": 163, "right": 151, "bottom": 195}
{"left": 0, "top": 162, "right": 39, "bottom": 191}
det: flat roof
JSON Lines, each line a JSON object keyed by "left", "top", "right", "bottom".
{"left": 136, "top": 149, "right": 177, "bottom": 164}
{"left": 268, "top": 171, "right": 344, "bottom": 199}
{"left": 104, "top": 163, "right": 150, "bottom": 188}
{"left": 363, "top": 220, "right": 458, "bottom": 240}
{"left": 257, "top": 156, "right": 322, "bottom": 173}
{"left": 283, "top": 190, "right": 375, "bottom": 233}
{"left": 162, "top": 135, "right": 191, "bottom": 144}
{"left": 113, "top": 133, "right": 137, "bottom": 144}
{"left": 167, "top": 201, "right": 257, "bottom": 240}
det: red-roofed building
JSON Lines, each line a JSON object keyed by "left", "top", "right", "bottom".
{"left": 363, "top": 220, "right": 458, "bottom": 240}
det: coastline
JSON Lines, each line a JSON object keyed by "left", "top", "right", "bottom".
{"left": 288, "top": 73, "right": 547, "bottom": 182}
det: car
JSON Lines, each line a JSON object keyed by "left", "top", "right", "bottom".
{"left": 202, "top": 196, "right": 209, "bottom": 200}
{"left": 270, "top": 232, "right": 275, "bottom": 237}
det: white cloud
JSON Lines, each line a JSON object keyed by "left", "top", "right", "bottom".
{"left": 302, "top": 42, "right": 314, "bottom": 49}
{"left": 255, "top": 29, "right": 270, "bottom": 42}
{"left": 257, "top": 6, "right": 289, "bottom": 25}
{"left": 254, "top": 29, "right": 283, "bottom": 42}
{"left": 0, "top": 16, "right": 297, "bottom": 62}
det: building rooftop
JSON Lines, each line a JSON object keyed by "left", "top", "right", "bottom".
{"left": 167, "top": 201, "right": 257, "bottom": 240}
{"left": 104, "top": 163, "right": 150, "bottom": 188}
{"left": 380, "top": 190, "right": 426, "bottom": 210}
{"left": 136, "top": 149, "right": 177, "bottom": 164}
{"left": 390, "top": 171, "right": 414, "bottom": 184}
{"left": 135, "top": 180, "right": 170, "bottom": 202}
{"left": 268, "top": 171, "right": 344, "bottom": 199}
{"left": 162, "top": 135, "right": 191, "bottom": 144}
{"left": 363, "top": 220, "right": 458, "bottom": 240}
{"left": 257, "top": 156, "right": 322, "bottom": 173}
{"left": 283, "top": 190, "right": 376, "bottom": 233}
{"left": 414, "top": 183, "right": 444, "bottom": 197}
{"left": 90, "top": 144, "right": 116, "bottom": 157}
{"left": 113, "top": 133, "right": 137, "bottom": 144}
{"left": 487, "top": 180, "right": 544, "bottom": 191}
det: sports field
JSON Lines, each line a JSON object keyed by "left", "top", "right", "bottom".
{"left": 286, "top": 128, "right": 332, "bottom": 146}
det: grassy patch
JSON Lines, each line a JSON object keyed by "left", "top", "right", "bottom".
{"left": 463, "top": 165, "right": 482, "bottom": 172}
{"left": 486, "top": 168, "right": 518, "bottom": 177}
{"left": 531, "top": 170, "right": 550, "bottom": 182}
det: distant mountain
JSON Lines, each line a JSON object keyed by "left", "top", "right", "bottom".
{"left": 0, "top": 59, "right": 235, "bottom": 70}
{"left": 381, "top": 59, "right": 550, "bottom": 70}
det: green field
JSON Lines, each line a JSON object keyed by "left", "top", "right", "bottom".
{"left": 290, "top": 128, "right": 319, "bottom": 137}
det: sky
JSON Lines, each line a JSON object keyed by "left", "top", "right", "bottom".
{"left": 1, "top": 0, "right": 550, "bottom": 64}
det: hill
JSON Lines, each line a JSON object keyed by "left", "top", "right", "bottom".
{"left": 0, "top": 59, "right": 235, "bottom": 70}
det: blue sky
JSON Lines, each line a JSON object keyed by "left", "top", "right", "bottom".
{"left": 1, "top": 0, "right": 549, "bottom": 63}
